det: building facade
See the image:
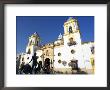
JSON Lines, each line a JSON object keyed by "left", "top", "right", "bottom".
{"left": 17, "top": 17, "right": 94, "bottom": 74}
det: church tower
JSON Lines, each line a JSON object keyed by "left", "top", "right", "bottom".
{"left": 26, "top": 32, "right": 40, "bottom": 55}
{"left": 63, "top": 17, "right": 81, "bottom": 46}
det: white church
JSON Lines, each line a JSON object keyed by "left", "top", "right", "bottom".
{"left": 17, "top": 17, "right": 95, "bottom": 74}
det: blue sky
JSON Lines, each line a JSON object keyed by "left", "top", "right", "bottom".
{"left": 16, "top": 16, "right": 94, "bottom": 54}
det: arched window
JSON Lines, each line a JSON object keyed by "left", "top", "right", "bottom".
{"left": 22, "top": 58, "right": 24, "bottom": 61}
{"left": 91, "top": 46, "right": 94, "bottom": 54}
{"left": 37, "top": 41, "right": 38, "bottom": 46}
{"left": 69, "top": 26, "right": 73, "bottom": 33}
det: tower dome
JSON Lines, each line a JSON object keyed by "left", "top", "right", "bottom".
{"left": 67, "top": 17, "right": 76, "bottom": 21}
{"left": 63, "top": 17, "right": 79, "bottom": 35}
{"left": 28, "top": 32, "right": 40, "bottom": 46}
{"left": 58, "top": 33, "right": 63, "bottom": 40}
{"left": 31, "top": 32, "right": 39, "bottom": 39}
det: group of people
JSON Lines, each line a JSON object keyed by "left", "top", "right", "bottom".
{"left": 16, "top": 53, "right": 51, "bottom": 74}
{"left": 16, "top": 53, "right": 89, "bottom": 74}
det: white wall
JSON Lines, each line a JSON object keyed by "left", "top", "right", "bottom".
{"left": 54, "top": 42, "right": 94, "bottom": 70}
{"left": 82, "top": 43, "right": 94, "bottom": 69}
{"left": 54, "top": 44, "right": 85, "bottom": 69}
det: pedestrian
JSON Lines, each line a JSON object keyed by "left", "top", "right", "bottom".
{"left": 20, "top": 61, "right": 25, "bottom": 74}
{"left": 29, "top": 53, "right": 39, "bottom": 73}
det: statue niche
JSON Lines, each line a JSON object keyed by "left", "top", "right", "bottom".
{"left": 67, "top": 37, "right": 77, "bottom": 46}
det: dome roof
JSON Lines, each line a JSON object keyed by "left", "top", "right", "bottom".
{"left": 67, "top": 17, "right": 77, "bottom": 22}
{"left": 58, "top": 33, "right": 63, "bottom": 40}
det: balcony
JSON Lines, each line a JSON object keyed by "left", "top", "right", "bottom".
{"left": 67, "top": 41, "right": 77, "bottom": 46}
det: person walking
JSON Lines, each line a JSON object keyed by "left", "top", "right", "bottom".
{"left": 29, "top": 53, "right": 39, "bottom": 73}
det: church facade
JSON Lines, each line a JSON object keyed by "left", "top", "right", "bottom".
{"left": 17, "top": 17, "right": 94, "bottom": 74}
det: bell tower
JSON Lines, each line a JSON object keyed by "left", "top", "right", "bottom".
{"left": 26, "top": 32, "right": 40, "bottom": 55}
{"left": 64, "top": 17, "right": 79, "bottom": 35}
{"left": 63, "top": 17, "right": 81, "bottom": 46}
